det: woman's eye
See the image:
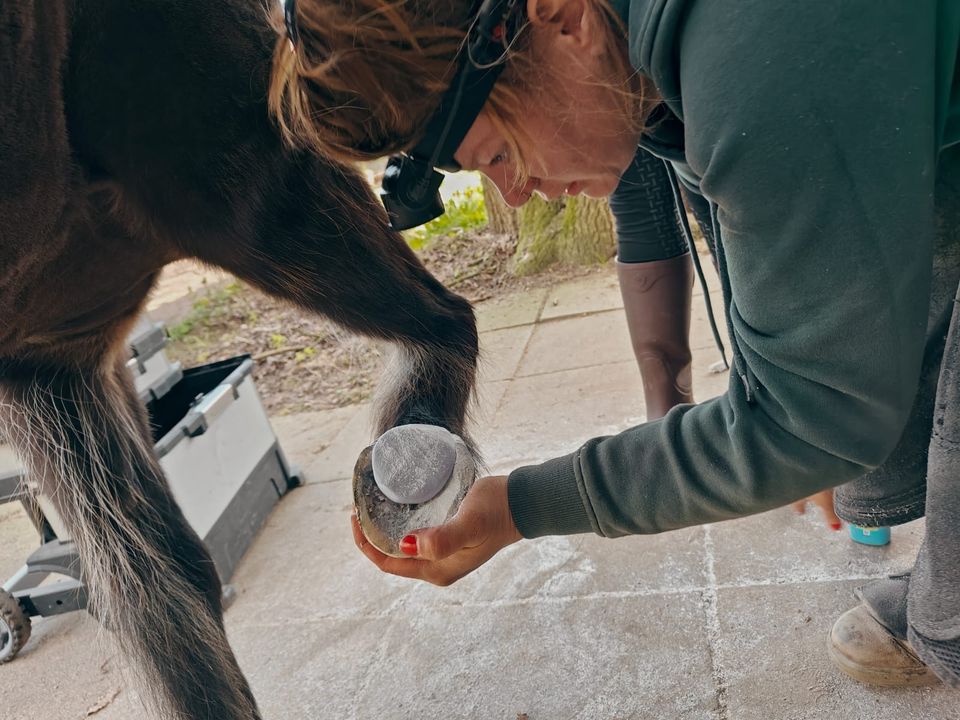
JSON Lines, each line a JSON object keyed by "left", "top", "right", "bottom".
{"left": 489, "top": 151, "right": 507, "bottom": 167}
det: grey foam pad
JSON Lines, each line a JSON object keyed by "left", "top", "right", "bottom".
{"left": 371, "top": 424, "right": 457, "bottom": 505}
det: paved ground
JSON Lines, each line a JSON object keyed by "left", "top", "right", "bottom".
{"left": 2, "top": 262, "right": 958, "bottom": 720}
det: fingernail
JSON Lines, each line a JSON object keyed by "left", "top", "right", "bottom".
{"left": 399, "top": 535, "right": 418, "bottom": 556}
{"left": 831, "top": 522, "right": 842, "bottom": 531}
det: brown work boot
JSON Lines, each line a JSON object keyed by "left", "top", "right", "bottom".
{"left": 828, "top": 604, "right": 940, "bottom": 687}
{"left": 616, "top": 255, "right": 694, "bottom": 420}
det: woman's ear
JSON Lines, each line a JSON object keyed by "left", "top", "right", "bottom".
{"left": 526, "top": 0, "right": 604, "bottom": 56}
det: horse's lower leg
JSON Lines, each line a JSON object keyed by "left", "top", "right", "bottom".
{"left": 0, "top": 353, "right": 259, "bottom": 720}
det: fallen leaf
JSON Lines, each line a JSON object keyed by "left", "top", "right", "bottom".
{"left": 85, "top": 688, "right": 120, "bottom": 716}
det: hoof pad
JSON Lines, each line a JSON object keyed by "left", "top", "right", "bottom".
{"left": 371, "top": 424, "right": 457, "bottom": 505}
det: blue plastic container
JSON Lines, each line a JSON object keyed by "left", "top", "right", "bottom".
{"left": 849, "top": 525, "right": 891, "bottom": 546}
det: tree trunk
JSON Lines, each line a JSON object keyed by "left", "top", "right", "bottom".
{"left": 480, "top": 177, "right": 616, "bottom": 276}
{"left": 480, "top": 176, "right": 518, "bottom": 236}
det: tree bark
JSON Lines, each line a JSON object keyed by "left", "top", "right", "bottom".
{"left": 480, "top": 178, "right": 617, "bottom": 276}
{"left": 480, "top": 176, "right": 518, "bottom": 236}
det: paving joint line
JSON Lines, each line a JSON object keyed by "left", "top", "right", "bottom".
{"left": 701, "top": 524, "right": 730, "bottom": 720}
{"left": 512, "top": 358, "right": 638, "bottom": 381}
{"left": 301, "top": 475, "right": 350, "bottom": 486}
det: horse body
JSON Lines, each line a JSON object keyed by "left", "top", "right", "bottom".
{"left": 1, "top": 2, "right": 478, "bottom": 718}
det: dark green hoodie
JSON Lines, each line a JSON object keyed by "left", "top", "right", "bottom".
{"left": 507, "top": 0, "right": 960, "bottom": 538}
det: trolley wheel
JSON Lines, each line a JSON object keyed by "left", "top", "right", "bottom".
{"left": 0, "top": 588, "right": 31, "bottom": 663}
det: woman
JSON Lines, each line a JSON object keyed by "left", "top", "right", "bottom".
{"left": 274, "top": 0, "right": 960, "bottom": 687}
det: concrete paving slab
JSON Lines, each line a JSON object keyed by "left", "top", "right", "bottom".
{"left": 689, "top": 291, "right": 728, "bottom": 353}
{"left": 473, "top": 380, "right": 510, "bottom": 424}
{"left": 481, "top": 354, "right": 729, "bottom": 476}
{"left": 352, "top": 593, "right": 718, "bottom": 720}
{"left": 225, "top": 443, "right": 749, "bottom": 720}
{"left": 302, "top": 404, "right": 374, "bottom": 483}
{"left": 539, "top": 271, "right": 624, "bottom": 321}
{"left": 0, "top": 503, "right": 38, "bottom": 582}
{"left": 478, "top": 360, "right": 727, "bottom": 475}
{"left": 470, "top": 381, "right": 511, "bottom": 456}
{"left": 227, "top": 616, "right": 394, "bottom": 720}
{"left": 519, "top": 302, "right": 725, "bottom": 379}
{"left": 691, "top": 257, "right": 722, "bottom": 298}
{"left": 518, "top": 310, "right": 637, "bottom": 376}
{"left": 537, "top": 258, "right": 721, "bottom": 324}
{"left": 710, "top": 508, "right": 924, "bottom": 588}
{"left": 226, "top": 482, "right": 414, "bottom": 628}
{"left": 470, "top": 385, "right": 510, "bottom": 477}
{"left": 0, "top": 611, "right": 124, "bottom": 720}
{"left": 486, "top": 359, "right": 646, "bottom": 468}
{"left": 403, "top": 526, "right": 709, "bottom": 609}
{"left": 8, "top": 260, "right": 954, "bottom": 720}
{"left": 691, "top": 351, "right": 733, "bottom": 404}
{"left": 477, "top": 324, "right": 534, "bottom": 383}
{"left": 474, "top": 287, "right": 548, "bottom": 333}
{"left": 269, "top": 406, "right": 358, "bottom": 474}
{"left": 716, "top": 580, "right": 960, "bottom": 719}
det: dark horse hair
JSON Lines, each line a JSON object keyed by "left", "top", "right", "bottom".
{"left": 1, "top": 2, "right": 478, "bottom": 718}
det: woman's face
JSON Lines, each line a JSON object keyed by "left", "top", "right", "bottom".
{"left": 453, "top": 0, "right": 640, "bottom": 206}
{"left": 453, "top": 103, "right": 638, "bottom": 207}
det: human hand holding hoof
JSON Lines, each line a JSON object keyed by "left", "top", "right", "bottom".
{"left": 352, "top": 473, "right": 520, "bottom": 586}
{"left": 351, "top": 423, "right": 520, "bottom": 585}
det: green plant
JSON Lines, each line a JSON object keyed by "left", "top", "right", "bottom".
{"left": 404, "top": 185, "right": 487, "bottom": 250}
{"left": 294, "top": 346, "right": 317, "bottom": 363}
{"left": 167, "top": 282, "right": 242, "bottom": 341}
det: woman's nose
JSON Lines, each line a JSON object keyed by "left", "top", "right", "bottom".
{"left": 488, "top": 173, "right": 536, "bottom": 208}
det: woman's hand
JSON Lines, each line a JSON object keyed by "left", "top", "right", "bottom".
{"left": 791, "top": 489, "right": 842, "bottom": 530}
{"left": 351, "top": 474, "right": 522, "bottom": 586}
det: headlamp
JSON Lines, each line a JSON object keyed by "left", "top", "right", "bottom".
{"left": 282, "top": 0, "right": 521, "bottom": 232}
{"left": 380, "top": 0, "right": 523, "bottom": 231}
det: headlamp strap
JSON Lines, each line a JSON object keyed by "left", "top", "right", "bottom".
{"left": 283, "top": 0, "right": 299, "bottom": 48}
{"left": 409, "top": 0, "right": 523, "bottom": 171}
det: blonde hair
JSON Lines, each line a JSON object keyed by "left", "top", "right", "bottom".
{"left": 268, "top": 0, "right": 650, "bottom": 180}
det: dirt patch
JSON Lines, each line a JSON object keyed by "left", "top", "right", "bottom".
{"left": 164, "top": 230, "right": 597, "bottom": 415}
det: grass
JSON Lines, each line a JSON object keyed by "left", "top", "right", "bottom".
{"left": 167, "top": 281, "right": 243, "bottom": 342}
{"left": 404, "top": 186, "right": 488, "bottom": 250}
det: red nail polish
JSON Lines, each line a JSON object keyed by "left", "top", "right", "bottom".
{"left": 399, "top": 535, "right": 418, "bottom": 556}
{"left": 831, "top": 522, "right": 842, "bottom": 531}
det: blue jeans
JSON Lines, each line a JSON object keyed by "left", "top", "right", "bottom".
{"left": 838, "top": 146, "right": 960, "bottom": 685}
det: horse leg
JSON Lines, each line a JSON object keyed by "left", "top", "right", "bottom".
{"left": 0, "top": 347, "right": 260, "bottom": 720}
{"left": 197, "top": 156, "right": 480, "bottom": 446}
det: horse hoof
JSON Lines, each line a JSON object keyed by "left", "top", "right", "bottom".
{"left": 353, "top": 424, "right": 475, "bottom": 557}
